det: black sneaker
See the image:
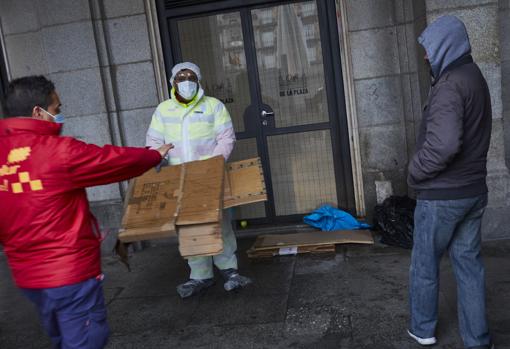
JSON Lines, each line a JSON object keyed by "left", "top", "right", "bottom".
{"left": 220, "top": 268, "right": 252, "bottom": 291}
{"left": 176, "top": 278, "right": 214, "bottom": 298}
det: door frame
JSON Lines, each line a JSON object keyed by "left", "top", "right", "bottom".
{"left": 152, "top": 0, "right": 360, "bottom": 223}
{"left": 0, "top": 25, "right": 9, "bottom": 107}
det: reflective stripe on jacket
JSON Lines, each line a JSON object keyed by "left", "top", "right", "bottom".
{"left": 146, "top": 87, "right": 236, "bottom": 165}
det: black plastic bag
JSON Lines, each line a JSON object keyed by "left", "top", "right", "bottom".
{"left": 373, "top": 196, "right": 416, "bottom": 249}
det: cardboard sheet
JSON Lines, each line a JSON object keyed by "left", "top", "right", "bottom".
{"left": 247, "top": 230, "right": 374, "bottom": 258}
{"left": 224, "top": 158, "right": 267, "bottom": 208}
{"left": 118, "top": 157, "right": 225, "bottom": 245}
{"left": 117, "top": 156, "right": 267, "bottom": 258}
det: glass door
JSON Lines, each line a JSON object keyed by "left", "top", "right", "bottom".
{"left": 162, "top": 0, "right": 354, "bottom": 224}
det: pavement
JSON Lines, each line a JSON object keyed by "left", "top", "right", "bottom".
{"left": 1, "top": 236, "right": 510, "bottom": 349}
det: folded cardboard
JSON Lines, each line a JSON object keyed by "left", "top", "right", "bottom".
{"left": 178, "top": 223, "right": 223, "bottom": 257}
{"left": 224, "top": 158, "right": 267, "bottom": 208}
{"left": 247, "top": 230, "right": 374, "bottom": 258}
{"left": 248, "top": 244, "right": 336, "bottom": 258}
{"left": 118, "top": 156, "right": 267, "bottom": 259}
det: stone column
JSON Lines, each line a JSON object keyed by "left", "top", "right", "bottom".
{"left": 344, "top": 0, "right": 427, "bottom": 217}
{"left": 501, "top": 0, "right": 510, "bottom": 167}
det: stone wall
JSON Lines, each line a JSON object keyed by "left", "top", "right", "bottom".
{"left": 502, "top": 0, "right": 510, "bottom": 167}
{"left": 344, "top": 0, "right": 427, "bottom": 217}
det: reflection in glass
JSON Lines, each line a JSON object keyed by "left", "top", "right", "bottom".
{"left": 268, "top": 130, "right": 337, "bottom": 216}
{"left": 252, "top": 1, "right": 328, "bottom": 128}
{"left": 178, "top": 13, "right": 250, "bottom": 133}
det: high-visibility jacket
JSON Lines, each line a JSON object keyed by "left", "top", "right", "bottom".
{"left": 0, "top": 118, "right": 162, "bottom": 288}
{"left": 146, "top": 87, "right": 236, "bottom": 164}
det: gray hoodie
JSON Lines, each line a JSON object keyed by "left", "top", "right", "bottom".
{"left": 408, "top": 16, "right": 492, "bottom": 200}
{"left": 418, "top": 15, "right": 471, "bottom": 79}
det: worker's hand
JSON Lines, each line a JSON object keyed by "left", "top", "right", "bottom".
{"left": 156, "top": 144, "right": 174, "bottom": 158}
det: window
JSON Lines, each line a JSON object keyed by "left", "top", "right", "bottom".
{"left": 257, "top": 8, "right": 273, "bottom": 25}
{"left": 304, "top": 23, "right": 315, "bottom": 40}
{"left": 300, "top": 3, "right": 316, "bottom": 17}
{"left": 263, "top": 54, "right": 276, "bottom": 69}
{"left": 261, "top": 31, "right": 274, "bottom": 48}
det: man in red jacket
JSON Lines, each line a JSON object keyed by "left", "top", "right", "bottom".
{"left": 0, "top": 75, "right": 172, "bottom": 348}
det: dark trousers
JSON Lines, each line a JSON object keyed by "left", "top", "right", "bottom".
{"left": 21, "top": 275, "right": 109, "bottom": 349}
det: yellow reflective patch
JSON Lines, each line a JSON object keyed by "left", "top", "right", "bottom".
{"left": 1, "top": 147, "right": 44, "bottom": 194}
{"left": 0, "top": 165, "right": 20, "bottom": 176}
{"left": 12, "top": 183, "right": 23, "bottom": 193}
{"left": 30, "top": 180, "right": 43, "bottom": 191}
{"left": 189, "top": 122, "right": 216, "bottom": 139}
{"left": 19, "top": 172, "right": 30, "bottom": 183}
{"left": 8, "top": 147, "right": 31, "bottom": 164}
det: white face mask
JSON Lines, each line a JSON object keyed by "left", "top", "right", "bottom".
{"left": 176, "top": 81, "right": 198, "bottom": 100}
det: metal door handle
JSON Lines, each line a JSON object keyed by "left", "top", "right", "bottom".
{"left": 261, "top": 110, "right": 274, "bottom": 117}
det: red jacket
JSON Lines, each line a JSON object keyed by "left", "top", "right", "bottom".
{"left": 0, "top": 118, "right": 161, "bottom": 288}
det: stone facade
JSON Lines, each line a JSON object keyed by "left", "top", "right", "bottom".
{"left": 1, "top": 0, "right": 509, "bottom": 241}
{"left": 344, "top": 0, "right": 428, "bottom": 215}
{"left": 342, "top": 0, "right": 510, "bottom": 239}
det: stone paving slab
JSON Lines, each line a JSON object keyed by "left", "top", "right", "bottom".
{"left": 1, "top": 238, "right": 510, "bottom": 348}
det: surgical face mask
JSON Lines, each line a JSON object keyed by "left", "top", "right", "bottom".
{"left": 176, "top": 81, "right": 198, "bottom": 100}
{"left": 41, "top": 108, "right": 65, "bottom": 124}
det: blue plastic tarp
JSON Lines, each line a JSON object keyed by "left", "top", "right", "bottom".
{"left": 304, "top": 205, "right": 371, "bottom": 231}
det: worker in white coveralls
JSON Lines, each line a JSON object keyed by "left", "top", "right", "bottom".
{"left": 146, "top": 62, "right": 252, "bottom": 298}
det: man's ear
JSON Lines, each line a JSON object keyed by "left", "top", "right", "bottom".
{"left": 32, "top": 106, "right": 43, "bottom": 119}
{"left": 32, "top": 106, "right": 49, "bottom": 121}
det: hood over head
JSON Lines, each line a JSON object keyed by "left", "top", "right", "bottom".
{"left": 418, "top": 15, "right": 471, "bottom": 79}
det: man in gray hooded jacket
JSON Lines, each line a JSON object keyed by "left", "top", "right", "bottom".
{"left": 407, "top": 16, "right": 494, "bottom": 348}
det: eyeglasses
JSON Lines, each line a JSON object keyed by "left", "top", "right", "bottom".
{"left": 174, "top": 71, "right": 198, "bottom": 83}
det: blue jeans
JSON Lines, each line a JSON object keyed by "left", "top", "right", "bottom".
{"left": 21, "top": 276, "right": 110, "bottom": 349}
{"left": 409, "top": 194, "right": 491, "bottom": 348}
